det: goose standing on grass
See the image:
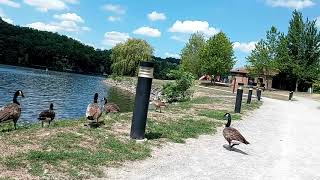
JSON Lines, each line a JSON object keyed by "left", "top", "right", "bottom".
{"left": 150, "top": 100, "right": 166, "bottom": 113}
{"left": 86, "top": 93, "right": 102, "bottom": 123}
{"left": 223, "top": 113, "right": 249, "bottom": 149}
{"left": 103, "top": 97, "right": 120, "bottom": 113}
{"left": 0, "top": 90, "right": 25, "bottom": 130}
{"left": 38, "top": 103, "right": 55, "bottom": 127}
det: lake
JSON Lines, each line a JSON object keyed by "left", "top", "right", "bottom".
{"left": 0, "top": 65, "right": 134, "bottom": 124}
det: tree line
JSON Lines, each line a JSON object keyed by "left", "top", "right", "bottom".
{"left": 247, "top": 10, "right": 320, "bottom": 92}
{"left": 0, "top": 18, "right": 180, "bottom": 78}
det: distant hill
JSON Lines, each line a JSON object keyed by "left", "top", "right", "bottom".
{"left": 0, "top": 18, "right": 111, "bottom": 75}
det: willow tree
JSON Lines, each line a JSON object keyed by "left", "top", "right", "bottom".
{"left": 111, "top": 38, "right": 153, "bottom": 76}
{"left": 200, "top": 32, "right": 235, "bottom": 77}
{"left": 180, "top": 33, "right": 206, "bottom": 77}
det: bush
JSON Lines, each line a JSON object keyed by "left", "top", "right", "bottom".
{"left": 162, "top": 70, "right": 194, "bottom": 102}
{"left": 313, "top": 80, "right": 320, "bottom": 93}
{"left": 109, "top": 74, "right": 123, "bottom": 83}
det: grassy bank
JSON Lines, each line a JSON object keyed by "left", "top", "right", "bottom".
{"left": 0, "top": 80, "right": 262, "bottom": 179}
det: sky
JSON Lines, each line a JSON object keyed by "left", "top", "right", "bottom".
{"left": 0, "top": 0, "right": 320, "bottom": 68}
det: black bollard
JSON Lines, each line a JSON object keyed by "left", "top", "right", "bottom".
{"left": 247, "top": 86, "right": 253, "bottom": 104}
{"left": 289, "top": 91, "right": 293, "bottom": 101}
{"left": 234, "top": 83, "right": 244, "bottom": 113}
{"left": 257, "top": 88, "right": 262, "bottom": 101}
{"left": 130, "top": 61, "right": 154, "bottom": 140}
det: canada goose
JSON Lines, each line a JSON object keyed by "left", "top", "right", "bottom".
{"left": 86, "top": 93, "right": 102, "bottom": 123}
{"left": 0, "top": 90, "right": 24, "bottom": 130}
{"left": 38, "top": 103, "right": 55, "bottom": 127}
{"left": 150, "top": 100, "right": 166, "bottom": 113}
{"left": 103, "top": 97, "right": 120, "bottom": 113}
{"left": 223, "top": 113, "right": 249, "bottom": 149}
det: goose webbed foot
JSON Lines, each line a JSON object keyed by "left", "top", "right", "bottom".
{"left": 230, "top": 142, "right": 240, "bottom": 148}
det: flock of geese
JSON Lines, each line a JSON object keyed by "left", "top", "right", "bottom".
{"left": 0, "top": 90, "right": 249, "bottom": 150}
{"left": 0, "top": 90, "right": 121, "bottom": 129}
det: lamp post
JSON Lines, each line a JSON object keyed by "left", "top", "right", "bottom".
{"left": 234, "top": 83, "right": 244, "bottom": 113}
{"left": 257, "top": 88, "right": 262, "bottom": 101}
{"left": 247, "top": 86, "right": 253, "bottom": 104}
{"left": 130, "top": 61, "right": 154, "bottom": 140}
{"left": 289, "top": 91, "right": 293, "bottom": 101}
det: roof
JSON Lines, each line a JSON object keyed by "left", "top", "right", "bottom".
{"left": 230, "top": 67, "right": 249, "bottom": 74}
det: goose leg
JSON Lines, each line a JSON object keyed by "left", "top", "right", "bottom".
{"left": 160, "top": 107, "right": 162, "bottom": 113}
{"left": 14, "top": 121, "right": 17, "bottom": 130}
{"left": 48, "top": 120, "right": 51, "bottom": 127}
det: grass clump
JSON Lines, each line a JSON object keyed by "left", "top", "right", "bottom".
{"left": 146, "top": 118, "right": 217, "bottom": 143}
{"left": 197, "top": 110, "right": 241, "bottom": 120}
{"left": 190, "top": 96, "right": 223, "bottom": 104}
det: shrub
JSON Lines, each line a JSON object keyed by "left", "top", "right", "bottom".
{"left": 162, "top": 70, "right": 194, "bottom": 102}
{"left": 313, "top": 80, "right": 320, "bottom": 93}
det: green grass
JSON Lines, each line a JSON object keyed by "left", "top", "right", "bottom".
{"left": 190, "top": 96, "right": 223, "bottom": 104}
{"left": 4, "top": 135, "right": 151, "bottom": 178}
{"left": 197, "top": 110, "right": 241, "bottom": 120}
{"left": 146, "top": 118, "right": 218, "bottom": 143}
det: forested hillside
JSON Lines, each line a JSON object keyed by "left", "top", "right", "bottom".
{"left": 0, "top": 18, "right": 111, "bottom": 74}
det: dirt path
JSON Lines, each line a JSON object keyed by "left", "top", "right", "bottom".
{"left": 102, "top": 97, "right": 320, "bottom": 180}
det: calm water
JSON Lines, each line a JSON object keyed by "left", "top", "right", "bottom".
{"left": 0, "top": 65, "right": 134, "bottom": 123}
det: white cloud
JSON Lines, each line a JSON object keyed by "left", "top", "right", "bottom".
{"left": 316, "top": 17, "right": 320, "bottom": 28}
{"left": 233, "top": 41, "right": 257, "bottom": 53}
{"left": 103, "top": 31, "right": 130, "bottom": 47}
{"left": 170, "top": 35, "right": 187, "bottom": 43}
{"left": 169, "top": 20, "right": 219, "bottom": 37}
{"left": 165, "top": 52, "right": 180, "bottom": 59}
{"left": 107, "top": 16, "right": 121, "bottom": 22}
{"left": 0, "top": 0, "right": 21, "bottom": 8}
{"left": 0, "top": 8, "right": 13, "bottom": 24}
{"left": 102, "top": 4, "right": 126, "bottom": 14}
{"left": 63, "top": 0, "right": 78, "bottom": 4}
{"left": 266, "top": 0, "right": 315, "bottom": 9}
{"left": 2, "top": 17, "right": 13, "bottom": 24}
{"left": 27, "top": 20, "right": 90, "bottom": 32}
{"left": 54, "top": 13, "right": 84, "bottom": 23}
{"left": 147, "top": 11, "right": 166, "bottom": 21}
{"left": 23, "top": 0, "right": 78, "bottom": 12}
{"left": 133, "top": 26, "right": 161, "bottom": 37}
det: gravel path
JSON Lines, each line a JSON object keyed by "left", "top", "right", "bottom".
{"left": 102, "top": 97, "right": 320, "bottom": 180}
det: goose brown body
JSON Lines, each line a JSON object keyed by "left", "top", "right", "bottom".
{"left": 223, "top": 113, "right": 249, "bottom": 148}
{"left": 103, "top": 98, "right": 120, "bottom": 113}
{"left": 86, "top": 93, "right": 102, "bottom": 122}
{"left": 38, "top": 103, "right": 55, "bottom": 127}
{"left": 0, "top": 90, "right": 24, "bottom": 130}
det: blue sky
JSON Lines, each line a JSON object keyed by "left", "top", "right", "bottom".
{"left": 0, "top": 0, "right": 320, "bottom": 67}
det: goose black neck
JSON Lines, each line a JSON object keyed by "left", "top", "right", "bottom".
{"left": 225, "top": 118, "right": 231, "bottom": 127}
{"left": 13, "top": 96, "right": 20, "bottom": 105}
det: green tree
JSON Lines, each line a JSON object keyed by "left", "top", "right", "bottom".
{"left": 247, "top": 26, "right": 280, "bottom": 89}
{"left": 287, "top": 10, "right": 320, "bottom": 91}
{"left": 180, "top": 33, "right": 206, "bottom": 77}
{"left": 200, "top": 32, "right": 235, "bottom": 77}
{"left": 111, "top": 38, "right": 153, "bottom": 76}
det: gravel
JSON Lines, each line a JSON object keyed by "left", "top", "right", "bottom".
{"left": 101, "top": 97, "right": 320, "bottom": 180}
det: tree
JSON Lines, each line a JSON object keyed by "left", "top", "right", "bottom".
{"left": 111, "top": 38, "right": 153, "bottom": 76}
{"left": 287, "top": 10, "right": 320, "bottom": 91}
{"left": 247, "top": 26, "right": 280, "bottom": 89}
{"left": 200, "top": 32, "right": 235, "bottom": 77}
{"left": 180, "top": 33, "right": 206, "bottom": 77}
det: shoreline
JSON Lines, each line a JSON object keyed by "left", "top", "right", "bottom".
{"left": 104, "top": 77, "right": 163, "bottom": 100}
